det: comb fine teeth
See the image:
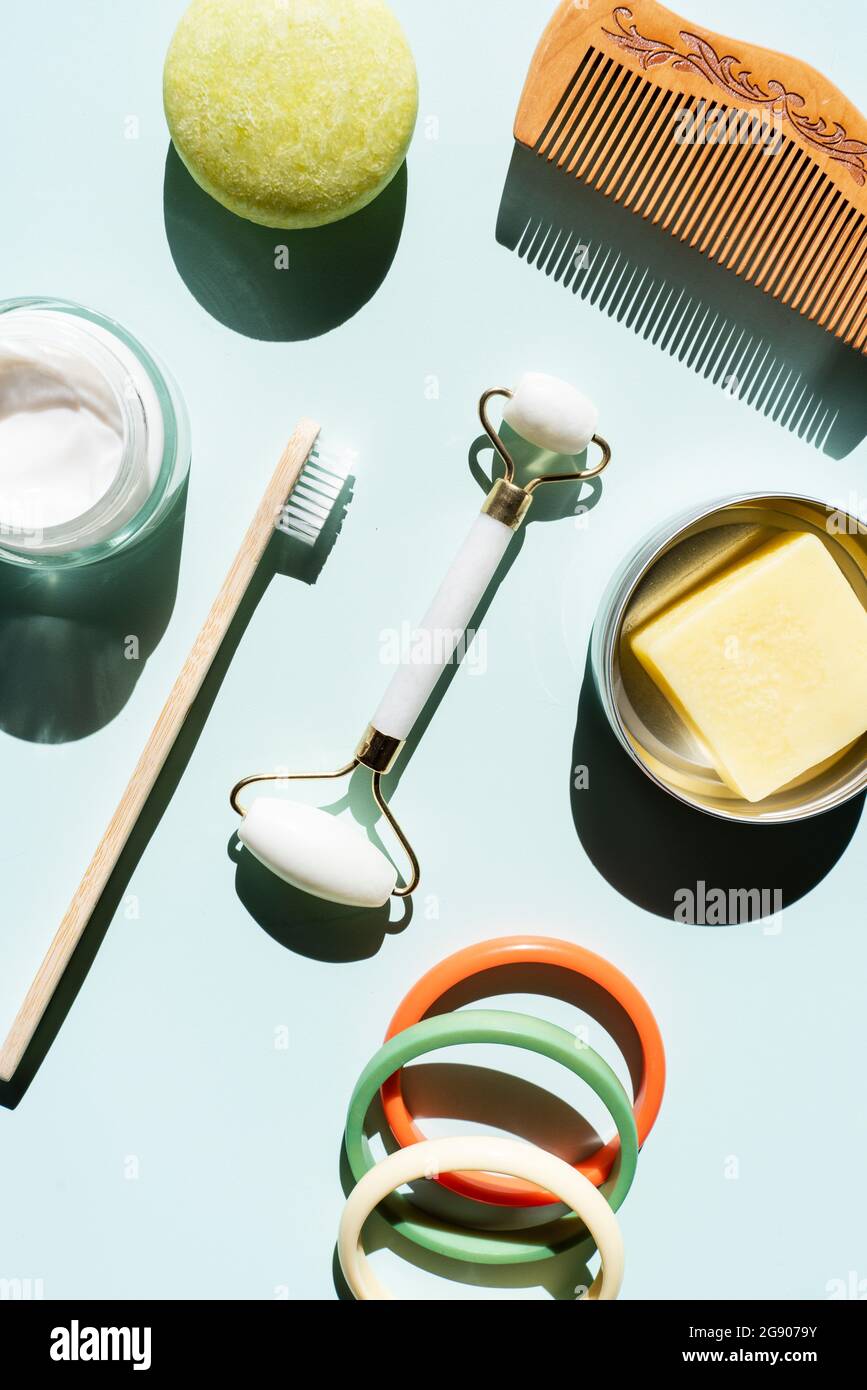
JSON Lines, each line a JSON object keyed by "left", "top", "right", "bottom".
{"left": 277, "top": 444, "right": 350, "bottom": 546}
{"left": 516, "top": 3, "right": 867, "bottom": 355}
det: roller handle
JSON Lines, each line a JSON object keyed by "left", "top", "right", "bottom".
{"left": 369, "top": 511, "right": 514, "bottom": 743}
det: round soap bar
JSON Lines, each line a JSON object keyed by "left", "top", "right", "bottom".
{"left": 163, "top": 0, "right": 418, "bottom": 229}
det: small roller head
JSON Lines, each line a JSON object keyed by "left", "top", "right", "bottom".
{"left": 277, "top": 442, "right": 351, "bottom": 546}
{"left": 238, "top": 797, "right": 397, "bottom": 909}
{"left": 503, "top": 371, "right": 598, "bottom": 456}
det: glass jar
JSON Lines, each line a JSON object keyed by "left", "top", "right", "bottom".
{"left": 0, "top": 297, "right": 190, "bottom": 568}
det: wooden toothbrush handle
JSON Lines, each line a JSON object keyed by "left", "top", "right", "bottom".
{"left": 0, "top": 418, "right": 321, "bottom": 1083}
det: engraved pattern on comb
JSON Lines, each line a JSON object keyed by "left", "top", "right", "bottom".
{"left": 603, "top": 6, "right": 867, "bottom": 185}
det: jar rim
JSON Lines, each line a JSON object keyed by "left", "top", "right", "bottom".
{"left": 0, "top": 297, "right": 189, "bottom": 569}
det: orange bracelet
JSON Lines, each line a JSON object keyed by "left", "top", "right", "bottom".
{"left": 381, "top": 936, "right": 666, "bottom": 1207}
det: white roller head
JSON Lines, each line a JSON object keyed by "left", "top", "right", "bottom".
{"left": 502, "top": 371, "right": 598, "bottom": 456}
{"left": 238, "top": 798, "right": 397, "bottom": 909}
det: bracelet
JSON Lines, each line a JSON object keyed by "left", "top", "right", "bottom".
{"left": 381, "top": 936, "right": 665, "bottom": 1207}
{"left": 338, "top": 1135, "right": 625, "bottom": 1300}
{"left": 343, "top": 1008, "right": 638, "bottom": 1264}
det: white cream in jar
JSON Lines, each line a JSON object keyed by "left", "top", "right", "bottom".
{"left": 0, "top": 300, "right": 188, "bottom": 567}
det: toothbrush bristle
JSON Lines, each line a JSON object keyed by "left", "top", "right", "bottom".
{"left": 276, "top": 443, "right": 352, "bottom": 547}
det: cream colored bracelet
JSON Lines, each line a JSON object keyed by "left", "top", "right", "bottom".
{"left": 338, "top": 1135, "right": 625, "bottom": 1301}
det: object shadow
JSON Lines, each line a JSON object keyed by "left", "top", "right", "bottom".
{"left": 369, "top": 1067, "right": 592, "bottom": 1228}
{"left": 0, "top": 498, "right": 351, "bottom": 1108}
{"left": 228, "top": 830, "right": 412, "bottom": 965}
{"left": 571, "top": 649, "right": 864, "bottom": 923}
{"left": 163, "top": 144, "right": 408, "bottom": 342}
{"left": 332, "top": 1222, "right": 595, "bottom": 1301}
{"left": 497, "top": 143, "right": 867, "bottom": 458}
{"left": 416, "top": 959, "right": 643, "bottom": 1098}
{"left": 0, "top": 486, "right": 187, "bottom": 744}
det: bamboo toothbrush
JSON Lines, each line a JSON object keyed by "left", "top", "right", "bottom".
{"left": 0, "top": 420, "right": 348, "bottom": 1083}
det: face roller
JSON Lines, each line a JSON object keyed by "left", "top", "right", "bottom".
{"left": 231, "top": 372, "right": 611, "bottom": 909}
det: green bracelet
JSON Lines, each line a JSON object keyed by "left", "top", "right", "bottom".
{"left": 343, "top": 1009, "right": 639, "bottom": 1266}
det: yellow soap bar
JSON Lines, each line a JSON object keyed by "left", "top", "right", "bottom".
{"left": 164, "top": 0, "right": 418, "bottom": 229}
{"left": 630, "top": 532, "right": 867, "bottom": 802}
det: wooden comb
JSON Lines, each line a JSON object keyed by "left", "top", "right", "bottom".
{"left": 515, "top": 1, "right": 867, "bottom": 353}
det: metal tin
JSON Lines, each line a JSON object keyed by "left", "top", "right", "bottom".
{"left": 591, "top": 493, "right": 867, "bottom": 823}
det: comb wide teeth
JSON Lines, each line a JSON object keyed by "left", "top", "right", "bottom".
{"left": 276, "top": 444, "right": 351, "bottom": 546}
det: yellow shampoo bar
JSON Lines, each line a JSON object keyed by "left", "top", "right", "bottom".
{"left": 630, "top": 532, "right": 867, "bottom": 803}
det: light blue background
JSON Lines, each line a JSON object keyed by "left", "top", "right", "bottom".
{"left": 1, "top": 0, "right": 865, "bottom": 1299}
